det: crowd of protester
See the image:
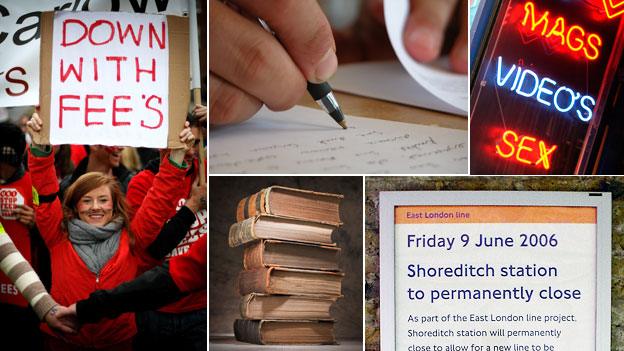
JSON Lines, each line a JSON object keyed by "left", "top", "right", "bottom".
{"left": 0, "top": 105, "right": 207, "bottom": 351}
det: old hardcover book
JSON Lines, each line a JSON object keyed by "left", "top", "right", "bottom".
{"left": 228, "top": 215, "right": 336, "bottom": 248}
{"left": 235, "top": 186, "right": 343, "bottom": 226}
{"left": 240, "top": 293, "right": 338, "bottom": 320}
{"left": 233, "top": 319, "right": 336, "bottom": 345}
{"left": 243, "top": 240, "right": 340, "bottom": 271}
{"left": 237, "top": 267, "right": 344, "bottom": 297}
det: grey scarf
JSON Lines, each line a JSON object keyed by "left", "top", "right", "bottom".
{"left": 68, "top": 217, "right": 123, "bottom": 275}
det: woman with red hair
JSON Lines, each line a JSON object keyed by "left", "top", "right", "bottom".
{"left": 26, "top": 113, "right": 195, "bottom": 351}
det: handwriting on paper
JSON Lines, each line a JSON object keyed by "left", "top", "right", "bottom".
{"left": 209, "top": 106, "right": 467, "bottom": 174}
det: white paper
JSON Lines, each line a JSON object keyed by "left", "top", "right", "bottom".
{"left": 0, "top": 1, "right": 187, "bottom": 108}
{"left": 209, "top": 105, "right": 467, "bottom": 174}
{"left": 383, "top": 0, "right": 468, "bottom": 115}
{"left": 395, "top": 221, "right": 595, "bottom": 350}
{"left": 331, "top": 61, "right": 467, "bottom": 116}
{"left": 50, "top": 11, "right": 169, "bottom": 148}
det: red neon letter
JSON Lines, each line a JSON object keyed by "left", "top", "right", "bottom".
{"left": 584, "top": 34, "right": 602, "bottom": 61}
{"left": 85, "top": 94, "right": 105, "bottom": 126}
{"left": 496, "top": 130, "right": 517, "bottom": 158}
{"left": 516, "top": 136, "right": 536, "bottom": 165}
{"left": 59, "top": 95, "right": 80, "bottom": 128}
{"left": 566, "top": 25, "right": 585, "bottom": 52}
{"left": 536, "top": 141, "right": 557, "bottom": 170}
{"left": 546, "top": 17, "right": 565, "bottom": 45}
{"left": 520, "top": 1, "right": 603, "bottom": 60}
{"left": 495, "top": 129, "right": 558, "bottom": 170}
{"left": 522, "top": 2, "right": 549, "bottom": 35}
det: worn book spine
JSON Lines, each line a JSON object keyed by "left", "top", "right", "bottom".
{"left": 238, "top": 268, "right": 271, "bottom": 295}
{"left": 228, "top": 217, "right": 257, "bottom": 247}
{"left": 242, "top": 240, "right": 265, "bottom": 270}
{"left": 239, "top": 294, "right": 254, "bottom": 319}
{"left": 234, "top": 319, "right": 264, "bottom": 345}
{"left": 236, "top": 188, "right": 268, "bottom": 222}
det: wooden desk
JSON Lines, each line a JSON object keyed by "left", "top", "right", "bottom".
{"left": 298, "top": 91, "right": 467, "bottom": 131}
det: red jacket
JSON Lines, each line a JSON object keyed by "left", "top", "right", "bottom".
{"left": 29, "top": 150, "right": 188, "bottom": 349}
{"left": 126, "top": 158, "right": 206, "bottom": 313}
{"left": 170, "top": 234, "right": 206, "bottom": 293}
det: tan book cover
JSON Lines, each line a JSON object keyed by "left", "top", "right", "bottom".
{"left": 233, "top": 319, "right": 336, "bottom": 345}
{"left": 243, "top": 240, "right": 340, "bottom": 271}
{"left": 236, "top": 186, "right": 343, "bottom": 226}
{"left": 237, "top": 267, "right": 344, "bottom": 297}
{"left": 239, "top": 293, "right": 338, "bottom": 320}
{"left": 228, "top": 215, "right": 336, "bottom": 248}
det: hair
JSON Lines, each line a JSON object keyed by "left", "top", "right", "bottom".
{"left": 121, "top": 147, "right": 142, "bottom": 172}
{"left": 54, "top": 145, "right": 74, "bottom": 180}
{"left": 186, "top": 112, "right": 199, "bottom": 128}
{"left": 0, "top": 122, "right": 26, "bottom": 168}
{"left": 62, "top": 172, "right": 134, "bottom": 247}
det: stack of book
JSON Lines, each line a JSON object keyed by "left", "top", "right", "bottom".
{"left": 229, "top": 186, "right": 345, "bottom": 345}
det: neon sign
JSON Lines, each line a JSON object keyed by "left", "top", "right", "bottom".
{"left": 603, "top": 0, "right": 624, "bottom": 19}
{"left": 495, "top": 130, "right": 558, "bottom": 170}
{"left": 521, "top": 2, "right": 603, "bottom": 60}
{"left": 496, "top": 56, "right": 596, "bottom": 122}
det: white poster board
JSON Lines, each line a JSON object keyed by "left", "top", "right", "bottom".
{"left": 48, "top": 11, "right": 169, "bottom": 147}
{"left": 0, "top": 0, "right": 187, "bottom": 107}
{"left": 379, "top": 191, "right": 611, "bottom": 351}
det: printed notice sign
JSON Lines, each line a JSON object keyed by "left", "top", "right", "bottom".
{"left": 379, "top": 192, "right": 611, "bottom": 351}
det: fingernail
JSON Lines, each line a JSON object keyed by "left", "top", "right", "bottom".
{"left": 313, "top": 48, "right": 338, "bottom": 83}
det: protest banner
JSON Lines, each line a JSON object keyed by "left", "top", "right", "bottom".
{"left": 0, "top": 0, "right": 188, "bottom": 107}
{"left": 380, "top": 191, "right": 611, "bottom": 351}
{"left": 37, "top": 11, "right": 189, "bottom": 148}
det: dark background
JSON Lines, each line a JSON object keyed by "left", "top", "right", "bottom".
{"left": 209, "top": 176, "right": 363, "bottom": 340}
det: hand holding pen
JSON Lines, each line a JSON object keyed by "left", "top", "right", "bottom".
{"left": 209, "top": 0, "right": 343, "bottom": 126}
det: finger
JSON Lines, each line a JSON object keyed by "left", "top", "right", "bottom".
{"left": 15, "top": 204, "right": 32, "bottom": 212}
{"left": 232, "top": 0, "right": 337, "bottom": 83}
{"left": 210, "top": 0, "right": 306, "bottom": 111}
{"left": 57, "top": 324, "right": 78, "bottom": 334}
{"left": 404, "top": 0, "right": 458, "bottom": 62}
{"left": 449, "top": 0, "right": 468, "bottom": 73}
{"left": 28, "top": 114, "right": 42, "bottom": 131}
{"left": 33, "top": 113, "right": 42, "bottom": 127}
{"left": 209, "top": 73, "right": 262, "bottom": 125}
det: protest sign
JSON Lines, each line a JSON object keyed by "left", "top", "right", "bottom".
{"left": 0, "top": 1, "right": 188, "bottom": 107}
{"left": 380, "top": 191, "right": 611, "bottom": 351}
{"left": 37, "top": 11, "right": 188, "bottom": 148}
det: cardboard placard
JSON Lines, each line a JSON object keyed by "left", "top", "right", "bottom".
{"left": 0, "top": 1, "right": 188, "bottom": 107}
{"left": 38, "top": 11, "right": 188, "bottom": 148}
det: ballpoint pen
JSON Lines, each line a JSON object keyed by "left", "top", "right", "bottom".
{"left": 257, "top": 18, "right": 347, "bottom": 129}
